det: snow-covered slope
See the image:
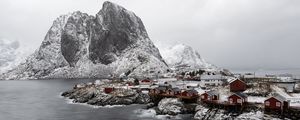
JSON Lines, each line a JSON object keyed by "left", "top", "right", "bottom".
{"left": 0, "top": 39, "right": 32, "bottom": 74}
{"left": 159, "top": 44, "right": 217, "bottom": 71}
{"left": 1, "top": 1, "right": 168, "bottom": 80}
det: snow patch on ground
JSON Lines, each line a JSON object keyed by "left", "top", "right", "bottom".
{"left": 248, "top": 96, "right": 266, "bottom": 103}
{"left": 134, "top": 109, "right": 182, "bottom": 120}
{"left": 272, "top": 85, "right": 300, "bottom": 106}
{"left": 236, "top": 111, "right": 263, "bottom": 120}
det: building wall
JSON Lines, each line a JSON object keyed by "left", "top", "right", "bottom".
{"left": 265, "top": 97, "right": 282, "bottom": 109}
{"left": 200, "top": 79, "right": 225, "bottom": 86}
{"left": 201, "top": 93, "right": 208, "bottom": 101}
{"left": 228, "top": 94, "right": 244, "bottom": 104}
{"left": 230, "top": 80, "right": 246, "bottom": 92}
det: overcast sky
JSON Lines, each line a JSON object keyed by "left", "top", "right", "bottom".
{"left": 0, "top": 0, "right": 300, "bottom": 70}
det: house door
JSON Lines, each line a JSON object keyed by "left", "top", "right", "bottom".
{"left": 283, "top": 101, "right": 289, "bottom": 110}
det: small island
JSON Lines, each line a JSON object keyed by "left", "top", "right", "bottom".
{"left": 61, "top": 79, "right": 151, "bottom": 106}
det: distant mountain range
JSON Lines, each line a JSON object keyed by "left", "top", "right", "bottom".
{"left": 0, "top": 39, "right": 33, "bottom": 74}
{"left": 1, "top": 1, "right": 223, "bottom": 80}
{"left": 159, "top": 44, "right": 218, "bottom": 72}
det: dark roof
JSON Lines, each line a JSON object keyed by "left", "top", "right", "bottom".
{"left": 159, "top": 84, "right": 171, "bottom": 87}
{"left": 156, "top": 86, "right": 167, "bottom": 91}
{"left": 185, "top": 89, "right": 198, "bottom": 94}
{"left": 206, "top": 90, "right": 219, "bottom": 96}
{"left": 172, "top": 87, "right": 181, "bottom": 92}
{"left": 232, "top": 92, "right": 248, "bottom": 98}
{"left": 266, "top": 93, "right": 287, "bottom": 103}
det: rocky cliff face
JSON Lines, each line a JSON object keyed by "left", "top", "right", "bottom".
{"left": 1, "top": 1, "right": 168, "bottom": 80}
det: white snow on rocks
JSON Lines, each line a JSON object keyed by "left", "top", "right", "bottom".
{"left": 0, "top": 39, "right": 33, "bottom": 74}
{"left": 159, "top": 44, "right": 217, "bottom": 71}
{"left": 157, "top": 98, "right": 184, "bottom": 115}
{"left": 134, "top": 108, "right": 183, "bottom": 120}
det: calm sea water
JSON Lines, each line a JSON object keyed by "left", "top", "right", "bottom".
{"left": 0, "top": 79, "right": 192, "bottom": 120}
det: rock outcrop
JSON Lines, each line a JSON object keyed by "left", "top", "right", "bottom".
{"left": 61, "top": 81, "right": 151, "bottom": 106}
{"left": 156, "top": 98, "right": 186, "bottom": 115}
{"left": 1, "top": 1, "right": 168, "bottom": 80}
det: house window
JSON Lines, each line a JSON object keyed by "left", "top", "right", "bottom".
{"left": 237, "top": 99, "right": 242, "bottom": 103}
{"left": 276, "top": 102, "right": 281, "bottom": 107}
{"left": 265, "top": 101, "right": 270, "bottom": 106}
{"left": 201, "top": 95, "right": 205, "bottom": 99}
{"left": 229, "top": 98, "right": 233, "bottom": 103}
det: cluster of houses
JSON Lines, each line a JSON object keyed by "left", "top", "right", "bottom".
{"left": 200, "top": 79, "right": 248, "bottom": 106}
{"left": 148, "top": 83, "right": 199, "bottom": 100}
{"left": 200, "top": 79, "right": 292, "bottom": 113}
{"left": 101, "top": 76, "right": 295, "bottom": 113}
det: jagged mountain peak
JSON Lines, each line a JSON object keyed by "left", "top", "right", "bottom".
{"left": 1, "top": 1, "right": 168, "bottom": 80}
{"left": 102, "top": 1, "right": 124, "bottom": 12}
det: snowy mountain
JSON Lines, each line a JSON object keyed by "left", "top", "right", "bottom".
{"left": 1, "top": 1, "right": 168, "bottom": 80}
{"left": 159, "top": 44, "right": 217, "bottom": 71}
{"left": 0, "top": 39, "right": 32, "bottom": 74}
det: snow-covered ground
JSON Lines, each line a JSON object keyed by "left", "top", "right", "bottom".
{"left": 236, "top": 111, "right": 263, "bottom": 120}
{"left": 272, "top": 85, "right": 300, "bottom": 106}
{"left": 134, "top": 109, "right": 184, "bottom": 120}
{"left": 248, "top": 96, "right": 266, "bottom": 103}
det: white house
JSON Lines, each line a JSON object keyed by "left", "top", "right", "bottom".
{"left": 200, "top": 74, "right": 226, "bottom": 86}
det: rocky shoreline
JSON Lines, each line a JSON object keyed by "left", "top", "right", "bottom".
{"left": 61, "top": 80, "right": 196, "bottom": 117}
{"left": 61, "top": 80, "right": 151, "bottom": 106}
{"left": 61, "top": 80, "right": 283, "bottom": 120}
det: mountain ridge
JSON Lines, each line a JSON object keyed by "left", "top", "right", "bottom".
{"left": 1, "top": 1, "right": 168, "bottom": 80}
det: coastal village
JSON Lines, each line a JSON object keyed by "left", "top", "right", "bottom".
{"left": 63, "top": 69, "right": 300, "bottom": 119}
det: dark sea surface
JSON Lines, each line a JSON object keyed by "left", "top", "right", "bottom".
{"left": 0, "top": 79, "right": 192, "bottom": 120}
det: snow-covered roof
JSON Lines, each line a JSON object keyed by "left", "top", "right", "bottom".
{"left": 186, "top": 83, "right": 199, "bottom": 87}
{"left": 206, "top": 90, "right": 219, "bottom": 96}
{"left": 266, "top": 93, "right": 287, "bottom": 103}
{"left": 200, "top": 74, "right": 224, "bottom": 80}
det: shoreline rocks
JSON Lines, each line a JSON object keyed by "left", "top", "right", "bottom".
{"left": 61, "top": 82, "right": 150, "bottom": 106}
{"left": 156, "top": 98, "right": 186, "bottom": 115}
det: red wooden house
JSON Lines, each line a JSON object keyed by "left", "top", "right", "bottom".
{"left": 177, "top": 89, "right": 199, "bottom": 99}
{"left": 264, "top": 94, "right": 289, "bottom": 111}
{"left": 149, "top": 86, "right": 166, "bottom": 94}
{"left": 164, "top": 87, "right": 181, "bottom": 96}
{"left": 200, "top": 90, "right": 219, "bottom": 101}
{"left": 228, "top": 92, "right": 248, "bottom": 105}
{"left": 140, "top": 79, "right": 153, "bottom": 85}
{"left": 104, "top": 87, "right": 114, "bottom": 94}
{"left": 229, "top": 79, "right": 247, "bottom": 92}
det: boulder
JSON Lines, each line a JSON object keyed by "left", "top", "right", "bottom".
{"left": 157, "top": 98, "right": 185, "bottom": 115}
